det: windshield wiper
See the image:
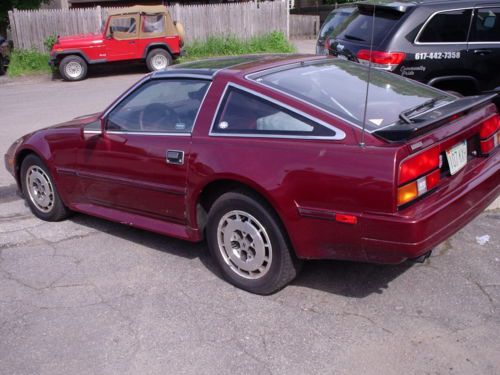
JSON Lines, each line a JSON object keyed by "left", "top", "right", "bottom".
{"left": 399, "top": 96, "right": 448, "bottom": 124}
{"left": 344, "top": 34, "right": 365, "bottom": 41}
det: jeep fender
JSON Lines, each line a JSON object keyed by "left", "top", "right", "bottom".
{"left": 143, "top": 43, "right": 175, "bottom": 59}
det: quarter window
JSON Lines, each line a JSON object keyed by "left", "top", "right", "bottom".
{"left": 470, "top": 8, "right": 500, "bottom": 42}
{"left": 212, "top": 87, "right": 336, "bottom": 137}
{"left": 106, "top": 79, "right": 210, "bottom": 133}
{"left": 418, "top": 9, "right": 472, "bottom": 43}
{"left": 142, "top": 15, "right": 166, "bottom": 34}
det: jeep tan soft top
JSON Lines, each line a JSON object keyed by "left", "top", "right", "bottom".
{"left": 107, "top": 5, "right": 178, "bottom": 37}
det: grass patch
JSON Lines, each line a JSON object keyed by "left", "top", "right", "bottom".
{"left": 7, "top": 49, "right": 51, "bottom": 77}
{"left": 179, "top": 31, "right": 296, "bottom": 62}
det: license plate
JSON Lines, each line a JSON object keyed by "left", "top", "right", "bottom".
{"left": 446, "top": 141, "right": 467, "bottom": 175}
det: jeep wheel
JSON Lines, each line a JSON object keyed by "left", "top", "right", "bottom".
{"left": 146, "top": 49, "right": 172, "bottom": 72}
{"left": 59, "top": 55, "right": 87, "bottom": 81}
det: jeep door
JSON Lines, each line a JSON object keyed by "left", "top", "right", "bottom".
{"left": 77, "top": 76, "right": 211, "bottom": 223}
{"left": 466, "top": 6, "right": 500, "bottom": 92}
{"left": 105, "top": 15, "right": 140, "bottom": 61}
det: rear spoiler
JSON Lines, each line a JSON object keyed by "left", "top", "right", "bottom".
{"left": 357, "top": 1, "right": 413, "bottom": 13}
{"left": 373, "top": 93, "right": 498, "bottom": 142}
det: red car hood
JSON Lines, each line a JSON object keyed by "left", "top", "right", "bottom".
{"left": 44, "top": 112, "right": 102, "bottom": 131}
{"left": 56, "top": 33, "right": 104, "bottom": 48}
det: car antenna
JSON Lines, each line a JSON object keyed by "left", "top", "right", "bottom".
{"left": 360, "top": 4, "right": 377, "bottom": 148}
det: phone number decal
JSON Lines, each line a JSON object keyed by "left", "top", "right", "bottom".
{"left": 415, "top": 52, "right": 461, "bottom": 60}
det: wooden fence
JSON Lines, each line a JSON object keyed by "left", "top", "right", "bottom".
{"left": 289, "top": 14, "right": 320, "bottom": 38}
{"left": 8, "top": 1, "right": 289, "bottom": 53}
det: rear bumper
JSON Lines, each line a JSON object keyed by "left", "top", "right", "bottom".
{"left": 361, "top": 151, "right": 500, "bottom": 264}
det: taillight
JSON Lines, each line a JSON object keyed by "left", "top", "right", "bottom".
{"left": 397, "top": 146, "right": 440, "bottom": 206}
{"left": 356, "top": 50, "right": 406, "bottom": 71}
{"left": 399, "top": 146, "right": 440, "bottom": 185}
{"left": 324, "top": 38, "right": 330, "bottom": 52}
{"left": 479, "top": 115, "right": 499, "bottom": 155}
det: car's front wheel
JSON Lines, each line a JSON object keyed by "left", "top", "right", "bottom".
{"left": 21, "top": 154, "right": 70, "bottom": 221}
{"left": 146, "top": 48, "right": 172, "bottom": 72}
{"left": 59, "top": 55, "right": 88, "bottom": 81}
{"left": 206, "top": 191, "right": 302, "bottom": 294}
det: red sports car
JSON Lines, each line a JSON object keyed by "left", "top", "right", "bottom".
{"left": 5, "top": 55, "right": 500, "bottom": 294}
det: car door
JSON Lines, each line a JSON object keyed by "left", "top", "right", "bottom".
{"left": 105, "top": 15, "right": 140, "bottom": 61}
{"left": 413, "top": 8, "right": 473, "bottom": 85}
{"left": 466, "top": 5, "right": 500, "bottom": 92}
{"left": 77, "top": 76, "right": 211, "bottom": 223}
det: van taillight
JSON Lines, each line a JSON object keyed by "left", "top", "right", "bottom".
{"left": 397, "top": 146, "right": 440, "bottom": 206}
{"left": 323, "top": 38, "right": 331, "bottom": 55}
{"left": 356, "top": 50, "right": 406, "bottom": 71}
{"left": 479, "top": 115, "right": 499, "bottom": 155}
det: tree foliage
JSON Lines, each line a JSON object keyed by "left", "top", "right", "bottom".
{"left": 0, "top": 0, "right": 49, "bottom": 35}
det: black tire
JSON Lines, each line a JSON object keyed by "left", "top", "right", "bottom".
{"left": 206, "top": 191, "right": 302, "bottom": 295}
{"left": 20, "top": 154, "right": 70, "bottom": 221}
{"left": 146, "top": 48, "right": 172, "bottom": 72}
{"left": 59, "top": 55, "right": 88, "bottom": 81}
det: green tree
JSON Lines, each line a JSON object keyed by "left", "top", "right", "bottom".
{"left": 0, "top": 0, "right": 48, "bottom": 36}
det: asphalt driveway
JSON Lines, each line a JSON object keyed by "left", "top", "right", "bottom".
{"left": 0, "top": 51, "right": 499, "bottom": 374}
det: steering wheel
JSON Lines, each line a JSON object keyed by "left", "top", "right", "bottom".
{"left": 139, "top": 103, "right": 181, "bottom": 132}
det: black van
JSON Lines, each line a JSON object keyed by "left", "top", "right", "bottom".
{"left": 327, "top": 0, "right": 500, "bottom": 96}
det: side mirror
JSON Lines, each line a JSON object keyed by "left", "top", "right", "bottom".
{"left": 81, "top": 119, "right": 103, "bottom": 141}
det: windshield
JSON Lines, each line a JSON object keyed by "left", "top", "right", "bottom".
{"left": 318, "top": 8, "right": 354, "bottom": 40}
{"left": 332, "top": 6, "right": 404, "bottom": 46}
{"left": 255, "top": 59, "right": 454, "bottom": 132}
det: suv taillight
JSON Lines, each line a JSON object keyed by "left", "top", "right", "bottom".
{"left": 356, "top": 50, "right": 406, "bottom": 71}
{"left": 323, "top": 38, "right": 330, "bottom": 54}
{"left": 397, "top": 146, "right": 440, "bottom": 206}
{"left": 479, "top": 115, "right": 499, "bottom": 155}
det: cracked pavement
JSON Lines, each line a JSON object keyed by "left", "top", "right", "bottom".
{"left": 1, "top": 46, "right": 499, "bottom": 374}
{"left": 1, "top": 188, "right": 499, "bottom": 374}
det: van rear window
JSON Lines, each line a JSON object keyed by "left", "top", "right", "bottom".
{"left": 331, "top": 6, "right": 403, "bottom": 46}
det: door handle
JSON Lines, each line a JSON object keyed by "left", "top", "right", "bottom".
{"left": 166, "top": 150, "right": 184, "bottom": 165}
{"left": 473, "top": 49, "right": 492, "bottom": 56}
{"left": 129, "top": 40, "right": 135, "bottom": 44}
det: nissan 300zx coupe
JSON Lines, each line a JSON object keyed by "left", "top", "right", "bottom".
{"left": 5, "top": 55, "right": 500, "bottom": 294}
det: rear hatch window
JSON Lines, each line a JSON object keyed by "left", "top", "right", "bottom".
{"left": 332, "top": 4, "right": 404, "bottom": 46}
{"left": 254, "top": 59, "right": 456, "bottom": 136}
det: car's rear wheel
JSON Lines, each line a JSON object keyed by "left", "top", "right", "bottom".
{"left": 59, "top": 55, "right": 87, "bottom": 81}
{"left": 146, "top": 48, "right": 172, "bottom": 72}
{"left": 206, "top": 191, "right": 302, "bottom": 295}
{"left": 21, "top": 154, "right": 70, "bottom": 221}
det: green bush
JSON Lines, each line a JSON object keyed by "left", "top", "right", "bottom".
{"left": 7, "top": 49, "right": 51, "bottom": 77}
{"left": 44, "top": 34, "right": 57, "bottom": 51}
{"left": 179, "top": 31, "right": 296, "bottom": 62}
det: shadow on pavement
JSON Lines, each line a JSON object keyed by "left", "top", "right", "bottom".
{"left": 1, "top": 188, "right": 412, "bottom": 298}
{"left": 51, "top": 62, "right": 148, "bottom": 81}
{"left": 70, "top": 212, "right": 413, "bottom": 298}
{"left": 292, "top": 259, "right": 412, "bottom": 297}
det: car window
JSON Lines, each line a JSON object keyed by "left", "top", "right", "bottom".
{"left": 212, "top": 87, "right": 336, "bottom": 137}
{"left": 106, "top": 79, "right": 210, "bottom": 133}
{"left": 108, "top": 16, "right": 138, "bottom": 39}
{"left": 332, "top": 6, "right": 403, "bottom": 46}
{"left": 142, "top": 15, "right": 165, "bottom": 34}
{"left": 471, "top": 8, "right": 500, "bottom": 42}
{"left": 418, "top": 9, "right": 472, "bottom": 43}
{"left": 256, "top": 59, "right": 454, "bottom": 131}
{"left": 319, "top": 9, "right": 353, "bottom": 40}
